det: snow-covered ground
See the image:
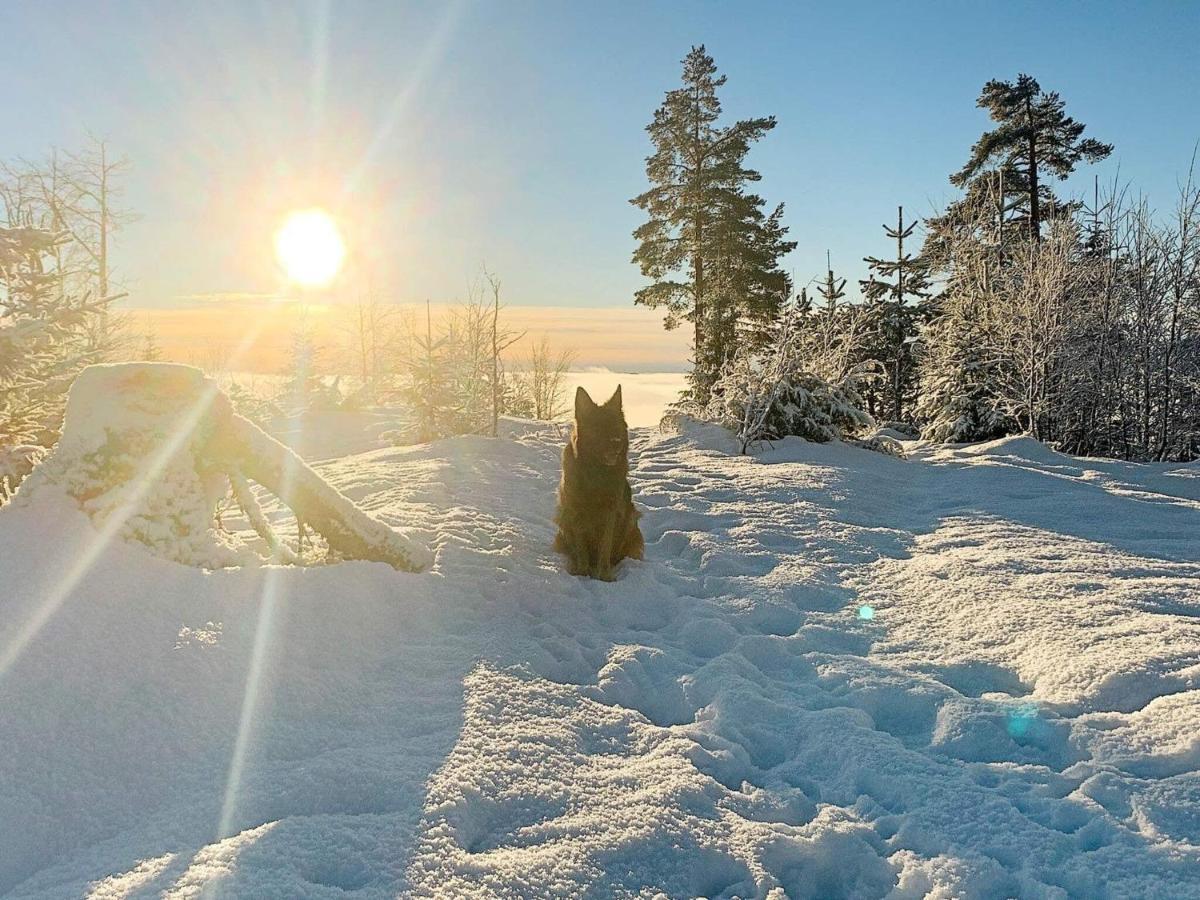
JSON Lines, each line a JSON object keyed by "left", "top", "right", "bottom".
{"left": 2, "top": 421, "right": 1199, "bottom": 897}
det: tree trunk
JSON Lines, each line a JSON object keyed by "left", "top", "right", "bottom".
{"left": 212, "top": 411, "right": 431, "bottom": 571}
{"left": 893, "top": 206, "right": 905, "bottom": 422}
{"left": 691, "top": 84, "right": 706, "bottom": 398}
{"left": 491, "top": 284, "right": 500, "bottom": 437}
{"left": 1026, "top": 96, "right": 1040, "bottom": 243}
{"left": 98, "top": 141, "right": 109, "bottom": 300}
{"left": 30, "top": 363, "right": 432, "bottom": 571}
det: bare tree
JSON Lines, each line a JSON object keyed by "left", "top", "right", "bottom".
{"left": 53, "top": 137, "right": 134, "bottom": 300}
{"left": 3, "top": 139, "right": 135, "bottom": 359}
{"left": 992, "top": 221, "right": 1088, "bottom": 436}
{"left": 1154, "top": 156, "right": 1200, "bottom": 458}
{"left": 512, "top": 337, "right": 577, "bottom": 420}
{"left": 45, "top": 137, "right": 135, "bottom": 356}
{"left": 798, "top": 287, "right": 877, "bottom": 385}
{"left": 338, "top": 283, "right": 402, "bottom": 404}
{"left": 483, "top": 270, "right": 525, "bottom": 435}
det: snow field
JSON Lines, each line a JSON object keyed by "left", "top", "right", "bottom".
{"left": 1, "top": 421, "right": 1198, "bottom": 897}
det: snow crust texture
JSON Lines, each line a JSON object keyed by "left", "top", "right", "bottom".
{"left": 2, "top": 422, "right": 1198, "bottom": 898}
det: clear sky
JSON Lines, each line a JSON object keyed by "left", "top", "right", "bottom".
{"left": 3, "top": 0, "right": 1198, "bottom": 313}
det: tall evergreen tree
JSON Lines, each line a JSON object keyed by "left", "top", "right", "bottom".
{"left": 631, "top": 45, "right": 794, "bottom": 403}
{"left": 861, "top": 206, "right": 931, "bottom": 422}
{"left": 951, "top": 74, "right": 1111, "bottom": 243}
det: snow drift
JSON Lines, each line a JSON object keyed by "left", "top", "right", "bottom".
{"left": 1, "top": 421, "right": 1198, "bottom": 897}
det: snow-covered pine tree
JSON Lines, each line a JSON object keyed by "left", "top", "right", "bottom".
{"left": 860, "top": 206, "right": 931, "bottom": 424}
{"left": 0, "top": 225, "right": 111, "bottom": 493}
{"left": 699, "top": 292, "right": 871, "bottom": 453}
{"left": 399, "top": 301, "right": 452, "bottom": 442}
{"left": 280, "top": 323, "right": 338, "bottom": 416}
{"left": 915, "top": 303, "right": 1012, "bottom": 443}
{"left": 139, "top": 322, "right": 162, "bottom": 361}
{"left": 631, "top": 46, "right": 794, "bottom": 405}
{"left": 917, "top": 76, "right": 1112, "bottom": 448}
{"left": 14, "top": 139, "right": 137, "bottom": 362}
{"left": 914, "top": 199, "right": 1013, "bottom": 443}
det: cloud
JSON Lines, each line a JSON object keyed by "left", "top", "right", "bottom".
{"left": 174, "top": 292, "right": 294, "bottom": 308}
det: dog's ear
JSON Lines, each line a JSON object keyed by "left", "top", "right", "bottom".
{"left": 605, "top": 385, "right": 623, "bottom": 410}
{"left": 575, "top": 386, "right": 596, "bottom": 418}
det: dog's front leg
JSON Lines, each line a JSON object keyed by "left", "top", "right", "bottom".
{"left": 594, "top": 508, "right": 618, "bottom": 581}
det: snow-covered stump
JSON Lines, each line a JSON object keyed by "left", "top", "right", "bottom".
{"left": 18, "top": 363, "right": 431, "bottom": 571}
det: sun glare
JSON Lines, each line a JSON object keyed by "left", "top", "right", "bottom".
{"left": 274, "top": 209, "right": 346, "bottom": 288}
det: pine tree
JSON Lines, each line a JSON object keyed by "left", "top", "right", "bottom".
{"left": 139, "top": 323, "right": 162, "bottom": 361}
{"left": 860, "top": 206, "right": 931, "bottom": 422}
{"left": 631, "top": 45, "right": 794, "bottom": 403}
{"left": 951, "top": 74, "right": 1111, "bottom": 243}
{"left": 700, "top": 293, "right": 871, "bottom": 453}
{"left": 916, "top": 299, "right": 1012, "bottom": 443}
{"left": 280, "top": 320, "right": 339, "bottom": 416}
{"left": 815, "top": 250, "right": 847, "bottom": 306}
{"left": 0, "top": 225, "right": 107, "bottom": 458}
{"left": 402, "top": 300, "right": 452, "bottom": 442}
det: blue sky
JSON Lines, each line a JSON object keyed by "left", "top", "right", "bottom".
{"left": 2, "top": 0, "right": 1198, "bottom": 309}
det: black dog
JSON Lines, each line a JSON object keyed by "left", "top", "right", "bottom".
{"left": 554, "top": 386, "right": 644, "bottom": 580}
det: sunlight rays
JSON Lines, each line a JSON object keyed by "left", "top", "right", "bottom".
{"left": 215, "top": 406, "right": 306, "bottom": 840}
{"left": 340, "top": 0, "right": 466, "bottom": 198}
{"left": 216, "top": 565, "right": 284, "bottom": 840}
{"left": 0, "top": 318, "right": 270, "bottom": 683}
{"left": 214, "top": 0, "right": 466, "bottom": 831}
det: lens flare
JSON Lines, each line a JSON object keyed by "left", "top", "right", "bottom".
{"left": 274, "top": 209, "right": 345, "bottom": 288}
{"left": 1006, "top": 702, "right": 1040, "bottom": 739}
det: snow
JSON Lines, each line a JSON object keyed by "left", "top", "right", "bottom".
{"left": 1, "top": 422, "right": 1199, "bottom": 897}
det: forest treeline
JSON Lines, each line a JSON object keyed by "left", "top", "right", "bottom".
{"left": 634, "top": 47, "right": 1200, "bottom": 460}
{"left": 3, "top": 48, "right": 1198, "bottom": 481}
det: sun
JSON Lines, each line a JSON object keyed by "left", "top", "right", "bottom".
{"left": 274, "top": 209, "right": 346, "bottom": 288}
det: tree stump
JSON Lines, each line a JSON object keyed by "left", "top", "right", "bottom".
{"left": 18, "top": 363, "right": 432, "bottom": 571}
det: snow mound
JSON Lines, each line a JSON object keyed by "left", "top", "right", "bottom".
{"left": 1, "top": 428, "right": 1198, "bottom": 896}
{"left": 953, "top": 434, "right": 1075, "bottom": 465}
{"left": 16, "top": 363, "right": 430, "bottom": 571}
{"left": 18, "top": 363, "right": 250, "bottom": 567}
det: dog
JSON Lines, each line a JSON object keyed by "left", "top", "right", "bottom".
{"left": 554, "top": 385, "right": 644, "bottom": 581}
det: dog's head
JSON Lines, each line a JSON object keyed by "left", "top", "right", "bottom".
{"left": 573, "top": 385, "right": 628, "bottom": 467}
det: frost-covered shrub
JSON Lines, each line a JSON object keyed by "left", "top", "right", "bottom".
{"left": 685, "top": 297, "right": 872, "bottom": 453}
{"left": 277, "top": 330, "right": 345, "bottom": 416}
{"left": 225, "top": 380, "right": 283, "bottom": 426}
{"left": 700, "top": 362, "right": 871, "bottom": 453}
